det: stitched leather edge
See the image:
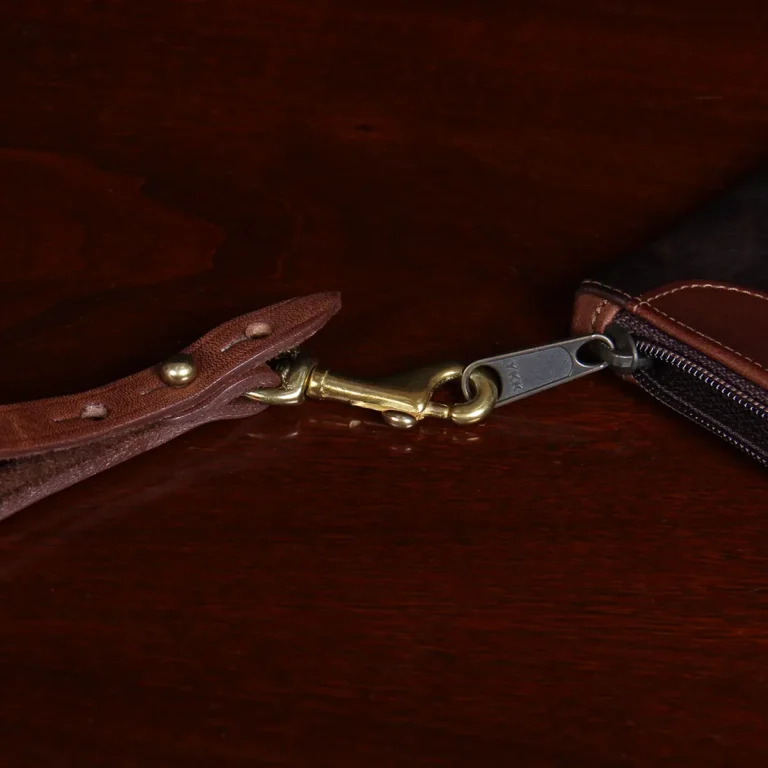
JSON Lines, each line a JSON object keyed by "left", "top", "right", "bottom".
{"left": 571, "top": 281, "right": 630, "bottom": 335}
{"left": 638, "top": 283, "right": 768, "bottom": 374}
{"left": 575, "top": 278, "right": 768, "bottom": 392}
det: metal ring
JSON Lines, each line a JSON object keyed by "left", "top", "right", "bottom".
{"left": 573, "top": 333, "right": 614, "bottom": 366}
{"left": 450, "top": 368, "right": 499, "bottom": 425}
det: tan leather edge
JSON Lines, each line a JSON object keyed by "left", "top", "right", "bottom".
{"left": 571, "top": 283, "right": 626, "bottom": 335}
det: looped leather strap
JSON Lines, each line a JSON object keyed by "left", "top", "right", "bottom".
{"left": 0, "top": 292, "right": 341, "bottom": 521}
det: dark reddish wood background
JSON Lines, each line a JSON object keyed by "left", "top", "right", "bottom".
{"left": 1, "top": 1, "right": 768, "bottom": 765}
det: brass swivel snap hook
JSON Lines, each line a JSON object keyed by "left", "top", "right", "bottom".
{"left": 245, "top": 351, "right": 499, "bottom": 428}
{"left": 245, "top": 332, "right": 635, "bottom": 429}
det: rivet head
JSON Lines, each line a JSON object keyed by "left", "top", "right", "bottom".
{"left": 159, "top": 353, "right": 198, "bottom": 387}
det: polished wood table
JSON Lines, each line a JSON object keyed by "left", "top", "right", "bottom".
{"left": 1, "top": 1, "right": 768, "bottom": 765}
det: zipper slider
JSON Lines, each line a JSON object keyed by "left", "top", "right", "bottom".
{"left": 596, "top": 323, "right": 652, "bottom": 374}
{"left": 461, "top": 333, "right": 614, "bottom": 407}
{"left": 461, "top": 327, "right": 650, "bottom": 408}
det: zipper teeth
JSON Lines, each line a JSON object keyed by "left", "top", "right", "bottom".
{"left": 638, "top": 373, "right": 768, "bottom": 466}
{"left": 635, "top": 340, "right": 768, "bottom": 419}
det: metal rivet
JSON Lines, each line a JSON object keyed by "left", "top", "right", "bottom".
{"left": 159, "top": 353, "right": 198, "bottom": 387}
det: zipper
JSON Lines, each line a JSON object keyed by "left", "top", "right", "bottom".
{"left": 610, "top": 314, "right": 768, "bottom": 466}
{"left": 634, "top": 340, "right": 768, "bottom": 419}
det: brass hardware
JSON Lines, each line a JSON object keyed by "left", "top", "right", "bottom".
{"left": 382, "top": 411, "right": 418, "bottom": 429}
{"left": 450, "top": 370, "right": 498, "bottom": 425}
{"left": 159, "top": 353, "right": 198, "bottom": 387}
{"left": 245, "top": 352, "right": 498, "bottom": 428}
{"left": 256, "top": 353, "right": 315, "bottom": 405}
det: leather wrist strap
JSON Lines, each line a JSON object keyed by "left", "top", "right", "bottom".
{"left": 0, "top": 292, "right": 341, "bottom": 521}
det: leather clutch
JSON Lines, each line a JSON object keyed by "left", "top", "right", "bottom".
{"left": 572, "top": 171, "right": 768, "bottom": 465}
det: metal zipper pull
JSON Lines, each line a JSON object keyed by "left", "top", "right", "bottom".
{"left": 461, "top": 333, "right": 614, "bottom": 407}
{"left": 246, "top": 329, "right": 648, "bottom": 427}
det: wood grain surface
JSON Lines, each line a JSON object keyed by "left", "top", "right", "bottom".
{"left": 1, "top": 1, "right": 768, "bottom": 765}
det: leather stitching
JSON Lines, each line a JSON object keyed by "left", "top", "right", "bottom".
{"left": 590, "top": 299, "right": 610, "bottom": 331}
{"left": 139, "top": 384, "right": 166, "bottom": 397}
{"left": 220, "top": 335, "right": 249, "bottom": 352}
{"left": 638, "top": 304, "right": 768, "bottom": 373}
{"left": 581, "top": 280, "right": 637, "bottom": 302}
{"left": 580, "top": 280, "right": 638, "bottom": 332}
{"left": 642, "top": 282, "right": 768, "bottom": 304}
{"left": 638, "top": 284, "right": 768, "bottom": 374}
{"left": 582, "top": 279, "right": 768, "bottom": 375}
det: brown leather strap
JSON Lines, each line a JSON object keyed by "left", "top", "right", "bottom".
{"left": 0, "top": 292, "right": 341, "bottom": 520}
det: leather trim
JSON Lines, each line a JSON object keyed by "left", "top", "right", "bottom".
{"left": 571, "top": 287, "right": 623, "bottom": 335}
